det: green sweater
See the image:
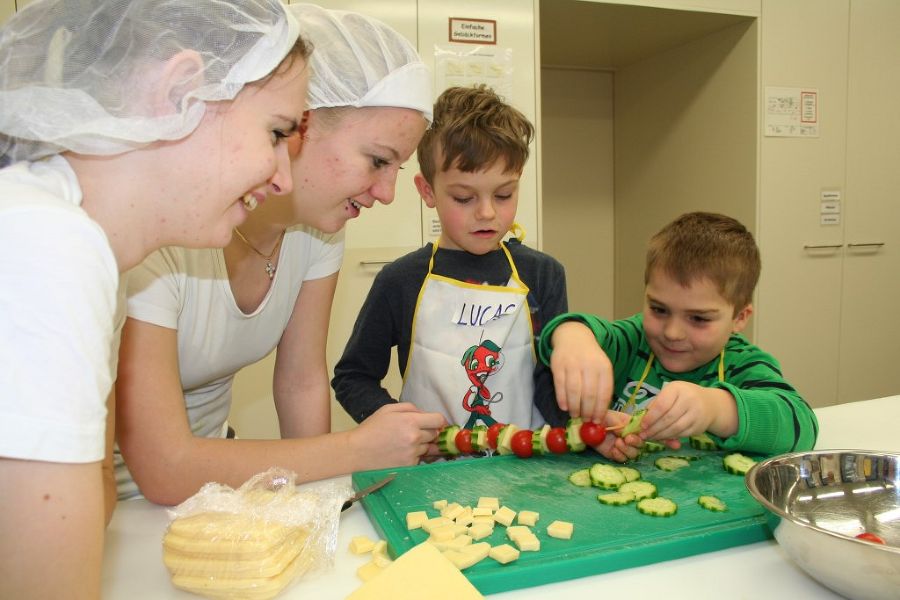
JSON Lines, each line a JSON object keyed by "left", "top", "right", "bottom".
{"left": 538, "top": 313, "right": 818, "bottom": 455}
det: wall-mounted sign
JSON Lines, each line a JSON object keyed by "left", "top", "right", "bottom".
{"left": 449, "top": 18, "right": 496, "bottom": 45}
{"left": 764, "top": 86, "right": 819, "bottom": 137}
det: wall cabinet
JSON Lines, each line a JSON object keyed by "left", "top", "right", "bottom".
{"left": 756, "top": 0, "right": 900, "bottom": 407}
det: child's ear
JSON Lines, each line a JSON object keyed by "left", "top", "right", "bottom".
{"left": 732, "top": 304, "right": 754, "bottom": 333}
{"left": 414, "top": 173, "right": 437, "bottom": 208}
{"left": 151, "top": 49, "right": 205, "bottom": 115}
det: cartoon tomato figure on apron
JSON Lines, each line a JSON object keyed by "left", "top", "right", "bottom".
{"left": 399, "top": 239, "right": 544, "bottom": 430}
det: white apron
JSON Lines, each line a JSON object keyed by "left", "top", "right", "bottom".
{"left": 399, "top": 240, "right": 543, "bottom": 430}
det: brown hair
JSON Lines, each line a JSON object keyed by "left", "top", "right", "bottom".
{"left": 417, "top": 84, "right": 534, "bottom": 184}
{"left": 645, "top": 212, "right": 760, "bottom": 312}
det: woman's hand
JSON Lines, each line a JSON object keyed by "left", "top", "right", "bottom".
{"left": 350, "top": 403, "right": 447, "bottom": 468}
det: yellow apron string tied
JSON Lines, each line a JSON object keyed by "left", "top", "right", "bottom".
{"left": 509, "top": 222, "right": 526, "bottom": 242}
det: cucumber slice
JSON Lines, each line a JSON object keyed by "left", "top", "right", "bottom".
{"left": 654, "top": 456, "right": 691, "bottom": 471}
{"left": 437, "top": 425, "right": 461, "bottom": 454}
{"left": 617, "top": 466, "right": 641, "bottom": 482}
{"left": 565, "top": 418, "right": 586, "bottom": 452}
{"left": 723, "top": 452, "right": 757, "bottom": 475}
{"left": 496, "top": 424, "right": 520, "bottom": 455}
{"left": 689, "top": 432, "right": 718, "bottom": 451}
{"left": 619, "top": 409, "right": 647, "bottom": 437}
{"left": 619, "top": 480, "right": 657, "bottom": 500}
{"left": 470, "top": 425, "right": 488, "bottom": 452}
{"left": 597, "top": 490, "right": 636, "bottom": 505}
{"left": 698, "top": 495, "right": 728, "bottom": 512}
{"left": 589, "top": 463, "right": 625, "bottom": 490}
{"left": 531, "top": 424, "right": 550, "bottom": 456}
{"left": 642, "top": 440, "right": 665, "bottom": 453}
{"left": 637, "top": 496, "right": 677, "bottom": 517}
{"left": 568, "top": 468, "right": 592, "bottom": 487}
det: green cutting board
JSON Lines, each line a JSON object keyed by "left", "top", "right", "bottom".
{"left": 351, "top": 448, "right": 772, "bottom": 595}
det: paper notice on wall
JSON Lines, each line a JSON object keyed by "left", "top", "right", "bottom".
{"left": 433, "top": 44, "right": 514, "bottom": 102}
{"left": 764, "top": 87, "right": 819, "bottom": 137}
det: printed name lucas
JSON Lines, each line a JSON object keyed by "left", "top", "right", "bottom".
{"left": 453, "top": 302, "right": 518, "bottom": 327}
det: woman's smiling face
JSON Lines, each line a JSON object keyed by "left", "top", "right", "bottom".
{"left": 286, "top": 106, "right": 427, "bottom": 233}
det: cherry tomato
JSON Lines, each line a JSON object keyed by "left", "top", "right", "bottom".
{"left": 580, "top": 421, "right": 607, "bottom": 446}
{"left": 510, "top": 429, "right": 534, "bottom": 458}
{"left": 454, "top": 428, "right": 473, "bottom": 454}
{"left": 855, "top": 532, "right": 886, "bottom": 544}
{"left": 546, "top": 427, "right": 568, "bottom": 454}
{"left": 487, "top": 423, "right": 504, "bottom": 450}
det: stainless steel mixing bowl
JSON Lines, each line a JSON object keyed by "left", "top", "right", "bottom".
{"left": 746, "top": 450, "right": 900, "bottom": 600}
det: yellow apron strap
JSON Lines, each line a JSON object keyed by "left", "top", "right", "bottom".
{"left": 509, "top": 222, "right": 526, "bottom": 242}
{"left": 623, "top": 353, "right": 655, "bottom": 414}
{"left": 624, "top": 349, "right": 726, "bottom": 413}
{"left": 427, "top": 237, "right": 440, "bottom": 274}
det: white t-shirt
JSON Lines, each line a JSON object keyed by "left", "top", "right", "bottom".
{"left": 0, "top": 156, "right": 120, "bottom": 464}
{"left": 115, "top": 225, "right": 343, "bottom": 498}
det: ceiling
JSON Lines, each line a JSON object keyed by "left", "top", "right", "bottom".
{"left": 540, "top": 0, "right": 755, "bottom": 70}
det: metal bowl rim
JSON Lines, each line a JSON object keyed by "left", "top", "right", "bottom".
{"left": 745, "top": 448, "right": 900, "bottom": 555}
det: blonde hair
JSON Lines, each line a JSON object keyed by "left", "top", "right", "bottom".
{"left": 645, "top": 212, "right": 760, "bottom": 312}
{"left": 417, "top": 84, "right": 533, "bottom": 184}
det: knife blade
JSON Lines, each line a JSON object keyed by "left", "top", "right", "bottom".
{"left": 341, "top": 473, "right": 396, "bottom": 512}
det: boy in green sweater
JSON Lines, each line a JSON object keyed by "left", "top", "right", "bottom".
{"left": 538, "top": 212, "right": 818, "bottom": 462}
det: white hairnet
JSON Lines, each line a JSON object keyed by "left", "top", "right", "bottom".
{"left": 289, "top": 3, "right": 433, "bottom": 123}
{"left": 0, "top": 0, "right": 301, "bottom": 166}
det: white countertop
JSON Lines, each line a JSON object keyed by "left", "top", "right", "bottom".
{"left": 102, "top": 396, "right": 899, "bottom": 599}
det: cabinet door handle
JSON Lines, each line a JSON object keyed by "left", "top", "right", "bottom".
{"left": 847, "top": 242, "right": 885, "bottom": 248}
{"left": 803, "top": 244, "right": 843, "bottom": 250}
{"left": 358, "top": 260, "right": 393, "bottom": 266}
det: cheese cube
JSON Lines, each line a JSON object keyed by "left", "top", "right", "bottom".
{"left": 547, "top": 520, "right": 574, "bottom": 540}
{"left": 441, "top": 502, "right": 465, "bottom": 520}
{"left": 433, "top": 499, "right": 448, "bottom": 511}
{"left": 472, "top": 515, "right": 494, "bottom": 526}
{"left": 517, "top": 510, "right": 539, "bottom": 526}
{"left": 472, "top": 506, "right": 493, "bottom": 517}
{"left": 356, "top": 559, "right": 384, "bottom": 582}
{"left": 505, "top": 525, "right": 531, "bottom": 543}
{"left": 493, "top": 505, "right": 517, "bottom": 527}
{"left": 514, "top": 533, "right": 540, "bottom": 552}
{"left": 488, "top": 544, "right": 520, "bottom": 565}
{"left": 477, "top": 497, "right": 500, "bottom": 511}
{"left": 454, "top": 506, "right": 474, "bottom": 527}
{"left": 429, "top": 524, "right": 463, "bottom": 543}
{"left": 372, "top": 540, "right": 392, "bottom": 567}
{"left": 349, "top": 535, "right": 377, "bottom": 554}
{"left": 468, "top": 522, "right": 493, "bottom": 541}
{"left": 422, "top": 516, "right": 452, "bottom": 533}
{"left": 444, "top": 542, "right": 490, "bottom": 570}
{"left": 436, "top": 535, "right": 472, "bottom": 552}
{"left": 406, "top": 511, "right": 429, "bottom": 530}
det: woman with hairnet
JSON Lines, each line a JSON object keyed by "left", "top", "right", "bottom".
{"left": 0, "top": 0, "right": 310, "bottom": 597}
{"left": 113, "top": 4, "right": 446, "bottom": 507}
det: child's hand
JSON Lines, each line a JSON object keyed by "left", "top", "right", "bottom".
{"left": 638, "top": 382, "right": 738, "bottom": 442}
{"left": 353, "top": 403, "right": 447, "bottom": 467}
{"left": 549, "top": 321, "right": 613, "bottom": 425}
{"left": 588, "top": 410, "right": 644, "bottom": 463}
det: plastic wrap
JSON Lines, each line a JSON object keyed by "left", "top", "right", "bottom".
{"left": 162, "top": 468, "right": 350, "bottom": 600}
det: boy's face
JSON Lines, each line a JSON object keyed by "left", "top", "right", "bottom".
{"left": 642, "top": 270, "right": 752, "bottom": 373}
{"left": 414, "top": 158, "right": 519, "bottom": 255}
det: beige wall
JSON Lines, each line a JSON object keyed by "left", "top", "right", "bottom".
{"left": 614, "top": 19, "right": 758, "bottom": 318}
{"left": 540, "top": 68, "right": 615, "bottom": 317}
